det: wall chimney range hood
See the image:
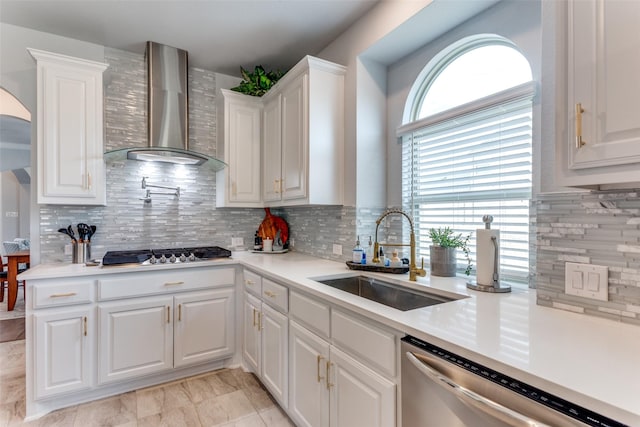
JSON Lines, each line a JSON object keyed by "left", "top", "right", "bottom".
{"left": 105, "top": 41, "right": 226, "bottom": 171}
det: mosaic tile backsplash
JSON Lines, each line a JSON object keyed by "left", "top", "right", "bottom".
{"left": 39, "top": 47, "right": 370, "bottom": 263}
{"left": 536, "top": 190, "right": 640, "bottom": 325}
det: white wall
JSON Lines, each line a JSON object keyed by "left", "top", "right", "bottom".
{"left": 0, "top": 23, "right": 105, "bottom": 264}
{"left": 318, "top": 0, "right": 433, "bottom": 207}
{"left": 385, "top": 0, "right": 542, "bottom": 207}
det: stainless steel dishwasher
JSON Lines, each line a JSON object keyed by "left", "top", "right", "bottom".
{"left": 401, "top": 336, "right": 628, "bottom": 427}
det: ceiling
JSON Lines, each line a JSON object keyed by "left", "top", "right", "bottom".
{"left": 0, "top": 0, "right": 382, "bottom": 75}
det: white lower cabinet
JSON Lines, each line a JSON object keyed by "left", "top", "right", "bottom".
{"left": 243, "top": 289, "right": 289, "bottom": 408}
{"left": 174, "top": 289, "right": 235, "bottom": 368}
{"left": 99, "top": 295, "right": 174, "bottom": 384}
{"left": 34, "top": 307, "right": 94, "bottom": 399}
{"left": 289, "top": 320, "right": 396, "bottom": 427}
{"left": 99, "top": 288, "right": 235, "bottom": 384}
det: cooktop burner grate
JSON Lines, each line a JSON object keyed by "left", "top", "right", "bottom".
{"left": 102, "top": 246, "right": 231, "bottom": 266}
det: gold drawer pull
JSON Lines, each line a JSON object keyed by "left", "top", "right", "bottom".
{"left": 178, "top": 304, "right": 182, "bottom": 321}
{"left": 326, "top": 361, "right": 334, "bottom": 390}
{"left": 575, "top": 103, "right": 586, "bottom": 148}
{"left": 50, "top": 292, "right": 77, "bottom": 298}
{"left": 253, "top": 308, "right": 257, "bottom": 327}
{"left": 264, "top": 290, "right": 277, "bottom": 298}
{"left": 164, "top": 281, "right": 184, "bottom": 286}
{"left": 317, "top": 355, "right": 325, "bottom": 383}
{"left": 83, "top": 316, "right": 88, "bottom": 336}
{"left": 167, "top": 306, "right": 170, "bottom": 323}
{"left": 245, "top": 279, "right": 255, "bottom": 286}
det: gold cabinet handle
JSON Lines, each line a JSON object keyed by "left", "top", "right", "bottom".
{"left": 83, "top": 316, "right": 88, "bottom": 336}
{"left": 167, "top": 306, "right": 170, "bottom": 323}
{"left": 164, "top": 281, "right": 184, "bottom": 286}
{"left": 575, "top": 103, "right": 586, "bottom": 148}
{"left": 317, "top": 355, "right": 325, "bottom": 383}
{"left": 280, "top": 179, "right": 284, "bottom": 194}
{"left": 264, "top": 290, "right": 277, "bottom": 298}
{"left": 258, "top": 312, "right": 263, "bottom": 330}
{"left": 326, "top": 361, "right": 334, "bottom": 390}
{"left": 50, "top": 292, "right": 77, "bottom": 298}
{"left": 274, "top": 179, "right": 280, "bottom": 194}
{"left": 178, "top": 304, "right": 182, "bottom": 321}
{"left": 88, "top": 173, "right": 92, "bottom": 190}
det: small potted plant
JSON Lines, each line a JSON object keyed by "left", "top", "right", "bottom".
{"left": 230, "top": 65, "right": 284, "bottom": 97}
{"left": 428, "top": 227, "right": 472, "bottom": 277}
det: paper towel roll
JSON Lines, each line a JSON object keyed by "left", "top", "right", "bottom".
{"left": 476, "top": 229, "right": 499, "bottom": 285}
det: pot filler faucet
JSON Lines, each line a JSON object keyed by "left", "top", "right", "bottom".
{"left": 372, "top": 209, "right": 426, "bottom": 282}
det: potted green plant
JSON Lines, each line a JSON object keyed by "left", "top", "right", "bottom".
{"left": 230, "top": 65, "right": 284, "bottom": 97}
{"left": 428, "top": 227, "right": 472, "bottom": 277}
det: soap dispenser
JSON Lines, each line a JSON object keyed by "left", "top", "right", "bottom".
{"left": 352, "top": 236, "right": 364, "bottom": 263}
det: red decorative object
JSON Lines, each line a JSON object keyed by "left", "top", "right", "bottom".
{"left": 258, "top": 208, "right": 289, "bottom": 246}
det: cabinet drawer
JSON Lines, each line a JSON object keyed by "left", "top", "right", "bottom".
{"left": 262, "top": 278, "right": 288, "bottom": 312}
{"left": 97, "top": 267, "right": 235, "bottom": 300}
{"left": 331, "top": 310, "right": 396, "bottom": 378}
{"left": 243, "top": 269, "right": 262, "bottom": 297}
{"left": 33, "top": 279, "right": 94, "bottom": 308}
{"left": 290, "top": 291, "right": 330, "bottom": 339}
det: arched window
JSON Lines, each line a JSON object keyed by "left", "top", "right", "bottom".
{"left": 398, "top": 35, "right": 534, "bottom": 283}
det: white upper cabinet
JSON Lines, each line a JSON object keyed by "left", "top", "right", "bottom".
{"left": 558, "top": 0, "right": 640, "bottom": 188}
{"left": 263, "top": 56, "right": 345, "bottom": 206}
{"left": 28, "top": 48, "right": 108, "bottom": 205}
{"left": 217, "top": 89, "right": 263, "bottom": 207}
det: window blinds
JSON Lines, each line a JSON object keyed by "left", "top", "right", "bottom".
{"left": 401, "top": 94, "right": 533, "bottom": 283}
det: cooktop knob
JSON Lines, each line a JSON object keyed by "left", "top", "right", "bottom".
{"left": 159, "top": 254, "right": 167, "bottom": 263}
{"left": 149, "top": 255, "right": 157, "bottom": 264}
{"left": 189, "top": 252, "right": 196, "bottom": 261}
{"left": 169, "top": 254, "right": 177, "bottom": 263}
{"left": 179, "top": 253, "right": 187, "bottom": 262}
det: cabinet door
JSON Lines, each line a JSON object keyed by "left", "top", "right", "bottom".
{"left": 98, "top": 296, "right": 173, "bottom": 384}
{"left": 243, "top": 292, "right": 261, "bottom": 374}
{"left": 225, "top": 92, "right": 262, "bottom": 204}
{"left": 567, "top": 0, "right": 640, "bottom": 170}
{"left": 29, "top": 48, "right": 107, "bottom": 205}
{"left": 263, "top": 94, "right": 282, "bottom": 202}
{"left": 174, "top": 288, "right": 234, "bottom": 368}
{"left": 289, "top": 320, "right": 330, "bottom": 427}
{"left": 329, "top": 347, "right": 395, "bottom": 427}
{"left": 281, "top": 73, "right": 308, "bottom": 201}
{"left": 261, "top": 303, "right": 288, "bottom": 408}
{"left": 34, "top": 307, "right": 94, "bottom": 399}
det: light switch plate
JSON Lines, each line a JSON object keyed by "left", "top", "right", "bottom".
{"left": 565, "top": 262, "right": 608, "bottom": 301}
{"left": 231, "top": 237, "right": 244, "bottom": 247}
{"left": 333, "top": 244, "right": 342, "bottom": 255}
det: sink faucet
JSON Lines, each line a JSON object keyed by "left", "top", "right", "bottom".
{"left": 372, "top": 208, "right": 426, "bottom": 282}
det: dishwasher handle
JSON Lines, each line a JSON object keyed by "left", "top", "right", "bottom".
{"left": 406, "top": 351, "right": 551, "bottom": 427}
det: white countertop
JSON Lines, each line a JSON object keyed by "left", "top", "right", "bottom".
{"left": 21, "top": 251, "right": 640, "bottom": 425}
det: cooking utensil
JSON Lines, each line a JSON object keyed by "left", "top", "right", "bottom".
{"left": 89, "top": 225, "right": 97, "bottom": 242}
{"left": 58, "top": 227, "right": 77, "bottom": 242}
{"left": 77, "top": 223, "right": 90, "bottom": 242}
{"left": 67, "top": 225, "right": 76, "bottom": 242}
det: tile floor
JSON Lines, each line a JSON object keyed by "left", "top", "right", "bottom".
{"left": 0, "top": 340, "right": 296, "bottom": 427}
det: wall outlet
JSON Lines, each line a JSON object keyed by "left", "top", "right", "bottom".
{"left": 565, "top": 262, "right": 608, "bottom": 301}
{"left": 333, "top": 244, "right": 342, "bottom": 255}
{"left": 231, "top": 237, "right": 244, "bottom": 247}
{"left": 289, "top": 238, "right": 295, "bottom": 247}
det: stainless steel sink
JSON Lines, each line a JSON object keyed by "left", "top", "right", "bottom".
{"left": 314, "top": 275, "right": 458, "bottom": 311}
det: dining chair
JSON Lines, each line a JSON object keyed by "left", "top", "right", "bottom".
{"left": 0, "top": 255, "right": 26, "bottom": 304}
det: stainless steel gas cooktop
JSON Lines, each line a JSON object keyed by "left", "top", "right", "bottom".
{"left": 102, "top": 246, "right": 231, "bottom": 266}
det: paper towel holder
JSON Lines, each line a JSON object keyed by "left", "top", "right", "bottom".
{"left": 466, "top": 215, "right": 511, "bottom": 293}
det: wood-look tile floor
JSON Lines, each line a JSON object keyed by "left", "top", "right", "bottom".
{"left": 0, "top": 340, "right": 296, "bottom": 427}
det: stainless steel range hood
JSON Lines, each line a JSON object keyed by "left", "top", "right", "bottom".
{"left": 105, "top": 41, "right": 226, "bottom": 171}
